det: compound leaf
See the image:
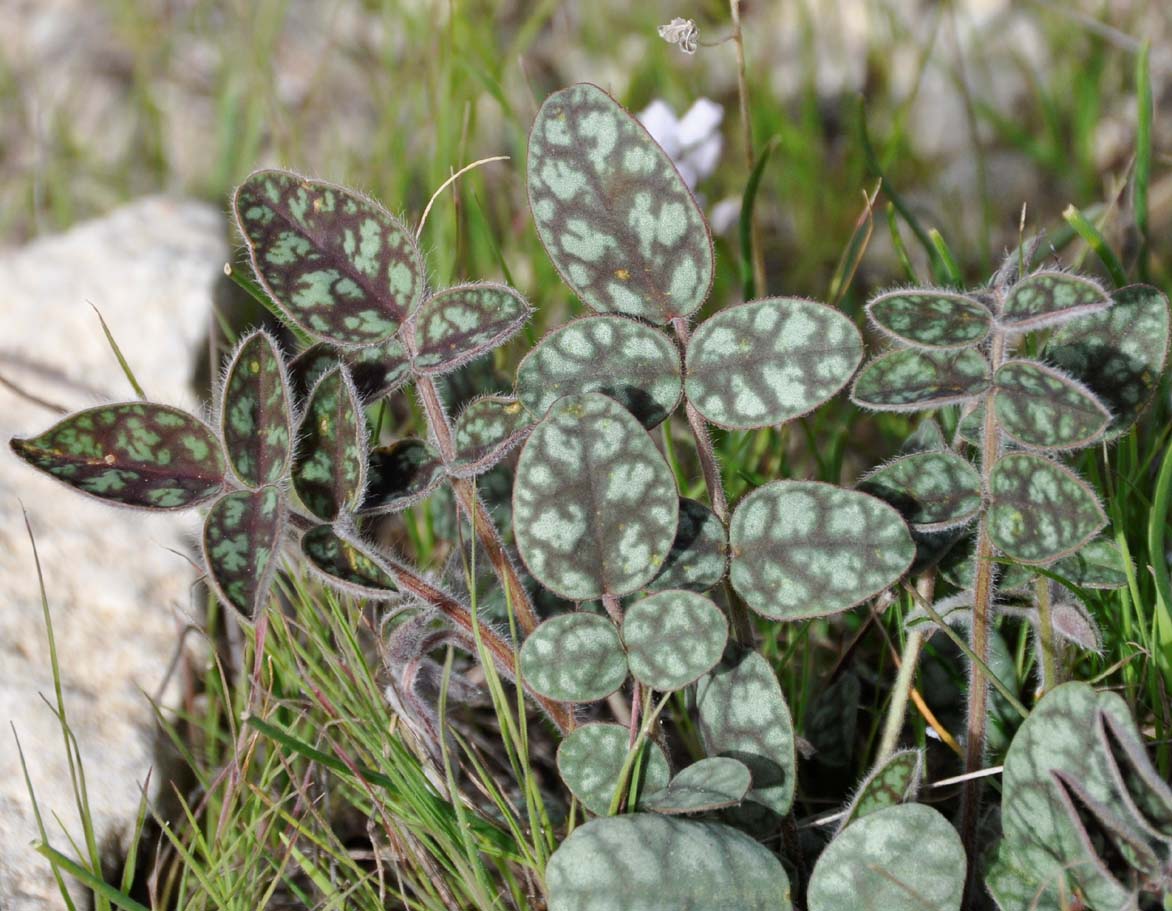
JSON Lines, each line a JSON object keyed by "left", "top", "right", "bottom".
{"left": 288, "top": 337, "right": 411, "bottom": 403}
{"left": 450, "top": 395, "right": 533, "bottom": 477}
{"left": 648, "top": 498, "right": 728, "bottom": 593}
{"left": 858, "top": 450, "right": 982, "bottom": 532}
{"left": 301, "top": 524, "right": 400, "bottom": 598}
{"left": 1052, "top": 538, "right": 1130, "bottom": 590}
{"left": 730, "top": 481, "right": 914, "bottom": 620}
{"left": 527, "top": 83, "right": 713, "bottom": 325}
{"left": 685, "top": 298, "right": 863, "bottom": 430}
{"left": 850, "top": 347, "right": 990, "bottom": 412}
{"left": 999, "top": 270, "right": 1111, "bottom": 332}
{"left": 411, "top": 282, "right": 531, "bottom": 376}
{"left": 555, "top": 722, "right": 670, "bottom": 816}
{"left": 516, "top": 315, "right": 682, "bottom": 429}
{"left": 641, "top": 757, "right": 752, "bottom": 815}
{"left": 202, "top": 486, "right": 285, "bottom": 621}
{"left": 840, "top": 749, "right": 922, "bottom": 830}
{"left": 993, "top": 359, "right": 1110, "bottom": 450}
{"left": 292, "top": 368, "right": 367, "bottom": 521}
{"left": 11, "top": 402, "right": 224, "bottom": 510}
{"left": 622, "top": 590, "right": 727, "bottom": 691}
{"left": 234, "top": 169, "right": 425, "bottom": 347}
{"left": 220, "top": 330, "right": 293, "bottom": 487}
{"left": 988, "top": 453, "right": 1106, "bottom": 564}
{"left": 519, "top": 612, "right": 628, "bottom": 703}
{"left": 866, "top": 289, "right": 991, "bottom": 349}
{"left": 513, "top": 392, "right": 678, "bottom": 599}
{"left": 359, "top": 439, "right": 444, "bottom": 514}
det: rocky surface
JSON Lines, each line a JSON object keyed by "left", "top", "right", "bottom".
{"left": 0, "top": 197, "right": 224, "bottom": 910}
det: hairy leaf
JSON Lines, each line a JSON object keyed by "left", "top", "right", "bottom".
{"left": 1043, "top": 283, "right": 1171, "bottom": 439}
{"left": 641, "top": 757, "right": 752, "bottom": 815}
{"left": 866, "top": 289, "right": 991, "bottom": 349}
{"left": 410, "top": 282, "right": 530, "bottom": 376}
{"left": 11, "top": 402, "right": 224, "bottom": 510}
{"left": 545, "top": 814, "right": 792, "bottom": 911}
{"left": 301, "top": 524, "right": 400, "bottom": 598}
{"left": 840, "top": 749, "right": 922, "bottom": 829}
{"left": 1052, "top": 538, "right": 1130, "bottom": 590}
{"left": 519, "top": 612, "right": 627, "bottom": 703}
{"left": 993, "top": 359, "right": 1110, "bottom": 450}
{"left": 622, "top": 590, "right": 727, "bottom": 691}
{"left": 234, "top": 169, "right": 425, "bottom": 346}
{"left": 515, "top": 315, "right": 682, "bottom": 429}
{"left": 988, "top": 453, "right": 1106, "bottom": 564}
{"left": 288, "top": 337, "right": 412, "bottom": 403}
{"left": 527, "top": 83, "right": 713, "bottom": 324}
{"left": 696, "top": 646, "right": 797, "bottom": 821}
{"left": 292, "top": 368, "right": 367, "bottom": 521}
{"left": 730, "top": 481, "right": 914, "bottom": 620}
{"left": 219, "top": 330, "right": 293, "bottom": 487}
{"left": 555, "top": 722, "right": 669, "bottom": 815}
{"left": 858, "top": 450, "right": 982, "bottom": 532}
{"left": 850, "top": 347, "right": 990, "bottom": 412}
{"left": 513, "top": 392, "right": 678, "bottom": 599}
{"left": 999, "top": 270, "right": 1111, "bottom": 332}
{"left": 684, "top": 298, "right": 863, "bottom": 430}
{"left": 648, "top": 498, "right": 728, "bottom": 592}
{"left": 450, "top": 395, "right": 533, "bottom": 477}
{"left": 807, "top": 804, "right": 965, "bottom": 911}
{"left": 359, "top": 439, "right": 444, "bottom": 514}
{"left": 1050, "top": 600, "right": 1102, "bottom": 652}
{"left": 202, "top": 486, "right": 285, "bottom": 621}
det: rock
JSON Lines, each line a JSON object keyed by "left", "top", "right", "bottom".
{"left": 0, "top": 197, "right": 224, "bottom": 911}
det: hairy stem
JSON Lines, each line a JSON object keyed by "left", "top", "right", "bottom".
{"left": 729, "top": 0, "right": 766, "bottom": 297}
{"left": 877, "top": 574, "right": 935, "bottom": 762}
{"left": 1034, "top": 575, "right": 1059, "bottom": 693}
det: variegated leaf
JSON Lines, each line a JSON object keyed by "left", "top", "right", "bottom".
{"left": 410, "top": 283, "right": 530, "bottom": 376}
{"left": 1052, "top": 538, "right": 1130, "bottom": 590}
{"left": 515, "top": 315, "right": 682, "bottom": 429}
{"left": 850, "top": 348, "right": 990, "bottom": 412}
{"left": 292, "top": 368, "right": 367, "bottom": 521}
{"left": 641, "top": 757, "right": 752, "bottom": 815}
{"left": 10, "top": 403, "right": 224, "bottom": 510}
{"left": 685, "top": 298, "right": 863, "bottom": 430}
{"left": 622, "top": 590, "right": 727, "bottom": 691}
{"left": 840, "top": 749, "right": 922, "bottom": 830}
{"left": 999, "top": 270, "right": 1111, "bottom": 332}
{"left": 519, "top": 612, "right": 628, "bottom": 703}
{"left": 301, "top": 524, "right": 400, "bottom": 598}
{"left": 359, "top": 439, "right": 444, "bottom": 514}
{"left": 858, "top": 450, "right": 982, "bottom": 532}
{"left": 288, "top": 337, "right": 411, "bottom": 403}
{"left": 449, "top": 395, "right": 533, "bottom": 477}
{"left": 219, "top": 330, "right": 293, "bottom": 488}
{"left": 233, "top": 169, "right": 425, "bottom": 347}
{"left": 527, "top": 83, "right": 713, "bottom": 324}
{"left": 555, "top": 722, "right": 670, "bottom": 815}
{"left": 866, "top": 289, "right": 991, "bottom": 349}
{"left": 993, "top": 359, "right": 1110, "bottom": 450}
{"left": 648, "top": 498, "right": 728, "bottom": 593}
{"left": 202, "top": 486, "right": 286, "bottom": 621}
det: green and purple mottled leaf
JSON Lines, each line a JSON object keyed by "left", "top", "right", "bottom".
{"left": 988, "top": 453, "right": 1106, "bottom": 564}
{"left": 999, "top": 269, "right": 1111, "bottom": 332}
{"left": 202, "top": 486, "right": 285, "bottom": 621}
{"left": 858, "top": 450, "right": 982, "bottom": 532}
{"left": 515, "top": 315, "right": 682, "bottom": 429}
{"left": 233, "top": 169, "right": 425, "bottom": 347}
{"left": 840, "top": 750, "right": 922, "bottom": 830}
{"left": 730, "top": 481, "right": 914, "bottom": 620}
{"left": 519, "top": 612, "right": 628, "bottom": 703}
{"left": 647, "top": 498, "right": 728, "bottom": 593}
{"left": 1052, "top": 538, "right": 1130, "bottom": 590}
{"left": 1043, "top": 283, "right": 1171, "bottom": 439}
{"left": 410, "top": 283, "right": 531, "bottom": 376}
{"left": 300, "top": 524, "right": 400, "bottom": 598}
{"left": 10, "top": 402, "right": 224, "bottom": 511}
{"left": 545, "top": 814, "right": 792, "bottom": 911}
{"left": 1050, "top": 599, "right": 1102, "bottom": 651}
{"left": 359, "top": 439, "right": 444, "bottom": 514}
{"left": 219, "top": 330, "right": 293, "bottom": 487}
{"left": 622, "top": 590, "right": 727, "bottom": 692}
{"left": 527, "top": 83, "right": 713, "bottom": 325}
{"left": 807, "top": 804, "right": 965, "bottom": 911}
{"left": 866, "top": 289, "right": 991, "bottom": 349}
{"left": 993, "top": 359, "right": 1110, "bottom": 450}
{"left": 850, "top": 347, "right": 990, "bottom": 412}
{"left": 292, "top": 368, "right": 367, "bottom": 521}
{"left": 685, "top": 298, "right": 863, "bottom": 430}
{"left": 449, "top": 395, "right": 533, "bottom": 477}
{"left": 641, "top": 758, "right": 752, "bottom": 816}
{"left": 696, "top": 646, "right": 797, "bottom": 821}
{"left": 288, "top": 337, "right": 411, "bottom": 403}
{"left": 555, "top": 723, "right": 670, "bottom": 816}
{"left": 512, "top": 392, "right": 678, "bottom": 599}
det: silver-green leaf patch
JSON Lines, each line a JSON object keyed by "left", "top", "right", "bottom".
{"left": 999, "top": 269, "right": 1111, "bottom": 332}
{"left": 519, "top": 612, "right": 628, "bottom": 703}
{"left": 292, "top": 367, "right": 367, "bottom": 521}
{"left": 219, "top": 330, "right": 293, "bottom": 488}
{"left": 359, "top": 439, "right": 445, "bottom": 514}
{"left": 993, "top": 359, "right": 1110, "bottom": 450}
{"left": 202, "top": 486, "right": 286, "bottom": 622}
{"left": 647, "top": 498, "right": 728, "bottom": 593}
{"left": 866, "top": 289, "right": 991, "bottom": 349}
{"left": 410, "top": 282, "right": 531, "bottom": 376}
{"left": 622, "top": 590, "right": 727, "bottom": 692}
{"left": 450, "top": 395, "right": 533, "bottom": 477}
{"left": 850, "top": 347, "right": 990, "bottom": 412}
{"left": 641, "top": 757, "right": 752, "bottom": 815}
{"left": 555, "top": 722, "right": 670, "bottom": 816}
{"left": 858, "top": 450, "right": 981, "bottom": 532}
{"left": 300, "top": 524, "right": 401, "bottom": 599}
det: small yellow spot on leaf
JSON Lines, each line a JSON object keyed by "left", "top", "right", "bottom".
{"left": 104, "top": 453, "right": 116, "bottom": 465}
{"left": 615, "top": 268, "right": 631, "bottom": 282}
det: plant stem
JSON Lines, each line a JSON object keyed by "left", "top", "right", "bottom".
{"left": 729, "top": 0, "right": 766, "bottom": 298}
{"left": 1034, "top": 575, "right": 1059, "bottom": 693}
{"left": 877, "top": 575, "right": 935, "bottom": 762}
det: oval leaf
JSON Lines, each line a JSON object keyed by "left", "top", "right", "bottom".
{"left": 301, "top": 524, "right": 400, "bottom": 598}
{"left": 807, "top": 804, "right": 965, "bottom": 911}
{"left": 623, "top": 590, "right": 727, "bottom": 691}
{"left": 641, "top": 757, "right": 752, "bottom": 815}
{"left": 513, "top": 392, "right": 678, "bottom": 600}
{"left": 10, "top": 402, "right": 224, "bottom": 510}
{"left": 359, "top": 439, "right": 444, "bottom": 515}
{"left": 450, "top": 395, "right": 533, "bottom": 477}
{"left": 411, "top": 282, "right": 531, "bottom": 376}
{"left": 546, "top": 814, "right": 791, "bottom": 911}
{"left": 648, "top": 498, "right": 728, "bottom": 593}
{"left": 685, "top": 297, "right": 863, "bottom": 430}
{"left": 527, "top": 83, "right": 713, "bottom": 325}
{"left": 516, "top": 315, "right": 682, "bottom": 429}
{"left": 858, "top": 450, "right": 982, "bottom": 532}
{"left": 220, "top": 330, "right": 293, "bottom": 488}
{"left": 1000, "top": 269, "right": 1110, "bottom": 332}
{"left": 851, "top": 347, "right": 990, "bottom": 412}
{"left": 555, "top": 722, "right": 669, "bottom": 816}
{"left": 233, "top": 169, "right": 425, "bottom": 347}
{"left": 989, "top": 453, "right": 1106, "bottom": 564}
{"left": 292, "top": 368, "right": 367, "bottom": 521}
{"left": 1052, "top": 538, "right": 1130, "bottom": 590}
{"left": 519, "top": 612, "right": 628, "bottom": 703}
{"left": 730, "top": 481, "right": 914, "bottom": 620}
{"left": 202, "top": 486, "right": 286, "bottom": 621}
{"left": 993, "top": 359, "right": 1110, "bottom": 450}
{"left": 288, "top": 337, "right": 411, "bottom": 403}
{"left": 866, "top": 289, "right": 991, "bottom": 349}
{"left": 840, "top": 749, "right": 922, "bottom": 829}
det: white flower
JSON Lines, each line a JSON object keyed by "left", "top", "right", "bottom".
{"left": 657, "top": 17, "right": 699, "bottom": 54}
{"left": 637, "top": 97, "right": 724, "bottom": 190}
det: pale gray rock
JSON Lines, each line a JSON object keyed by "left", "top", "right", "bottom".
{"left": 0, "top": 197, "right": 223, "bottom": 910}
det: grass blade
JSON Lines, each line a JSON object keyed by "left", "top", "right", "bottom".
{"left": 739, "top": 136, "right": 778, "bottom": 301}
